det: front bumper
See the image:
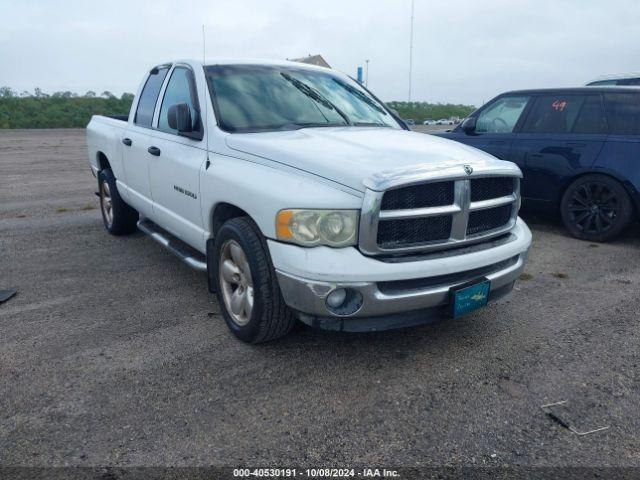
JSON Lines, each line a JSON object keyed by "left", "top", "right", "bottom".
{"left": 269, "top": 218, "right": 532, "bottom": 331}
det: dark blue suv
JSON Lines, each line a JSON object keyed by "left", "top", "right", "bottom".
{"left": 435, "top": 88, "right": 640, "bottom": 241}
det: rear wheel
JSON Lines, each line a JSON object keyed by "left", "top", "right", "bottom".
{"left": 212, "top": 217, "right": 296, "bottom": 343}
{"left": 560, "top": 174, "right": 633, "bottom": 242}
{"left": 98, "top": 168, "right": 138, "bottom": 235}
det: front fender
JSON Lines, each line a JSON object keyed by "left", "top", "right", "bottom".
{"left": 200, "top": 153, "right": 363, "bottom": 239}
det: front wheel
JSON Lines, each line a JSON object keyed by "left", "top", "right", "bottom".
{"left": 560, "top": 174, "right": 633, "bottom": 242}
{"left": 212, "top": 217, "right": 296, "bottom": 343}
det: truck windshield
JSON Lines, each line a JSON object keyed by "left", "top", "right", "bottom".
{"left": 205, "top": 65, "right": 401, "bottom": 132}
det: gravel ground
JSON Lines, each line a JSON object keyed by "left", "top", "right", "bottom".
{"left": 1, "top": 129, "right": 639, "bottom": 468}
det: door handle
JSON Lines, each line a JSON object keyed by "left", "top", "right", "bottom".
{"left": 565, "top": 142, "right": 586, "bottom": 147}
{"left": 122, "top": 138, "right": 132, "bottom": 146}
{"left": 147, "top": 146, "right": 161, "bottom": 156}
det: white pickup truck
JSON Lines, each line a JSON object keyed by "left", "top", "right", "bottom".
{"left": 86, "top": 59, "right": 532, "bottom": 343}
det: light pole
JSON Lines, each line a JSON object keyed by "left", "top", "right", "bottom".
{"left": 365, "top": 59, "right": 370, "bottom": 87}
{"left": 408, "top": 0, "right": 414, "bottom": 102}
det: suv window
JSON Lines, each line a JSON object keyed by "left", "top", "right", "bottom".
{"left": 158, "top": 67, "right": 200, "bottom": 134}
{"left": 134, "top": 67, "right": 169, "bottom": 127}
{"left": 476, "top": 96, "right": 529, "bottom": 133}
{"left": 604, "top": 93, "right": 640, "bottom": 135}
{"left": 572, "top": 95, "right": 607, "bottom": 134}
{"left": 522, "top": 95, "right": 585, "bottom": 134}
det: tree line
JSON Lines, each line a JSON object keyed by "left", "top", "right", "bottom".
{"left": 0, "top": 87, "right": 134, "bottom": 129}
{"left": 387, "top": 101, "right": 476, "bottom": 123}
{"left": 0, "top": 87, "right": 477, "bottom": 129}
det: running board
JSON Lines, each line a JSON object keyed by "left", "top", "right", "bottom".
{"left": 137, "top": 219, "right": 207, "bottom": 272}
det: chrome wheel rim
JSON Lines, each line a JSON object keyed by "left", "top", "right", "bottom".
{"left": 100, "top": 181, "right": 113, "bottom": 227}
{"left": 219, "top": 239, "right": 254, "bottom": 326}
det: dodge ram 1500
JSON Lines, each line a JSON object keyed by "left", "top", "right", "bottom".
{"left": 86, "top": 59, "right": 532, "bottom": 343}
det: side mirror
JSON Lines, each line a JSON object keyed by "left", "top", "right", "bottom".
{"left": 461, "top": 117, "right": 476, "bottom": 134}
{"left": 167, "top": 103, "right": 193, "bottom": 132}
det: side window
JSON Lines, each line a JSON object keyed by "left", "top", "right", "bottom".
{"left": 521, "top": 95, "right": 585, "bottom": 134}
{"left": 134, "top": 67, "right": 169, "bottom": 127}
{"left": 158, "top": 68, "right": 199, "bottom": 134}
{"left": 476, "top": 96, "right": 530, "bottom": 133}
{"left": 572, "top": 95, "right": 607, "bottom": 134}
{"left": 604, "top": 93, "right": 640, "bottom": 135}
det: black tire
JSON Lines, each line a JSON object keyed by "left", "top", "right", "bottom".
{"left": 560, "top": 174, "right": 633, "bottom": 242}
{"left": 98, "top": 168, "right": 138, "bottom": 235}
{"left": 212, "top": 217, "right": 296, "bottom": 343}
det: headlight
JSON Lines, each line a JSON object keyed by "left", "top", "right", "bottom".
{"left": 276, "top": 209, "right": 359, "bottom": 247}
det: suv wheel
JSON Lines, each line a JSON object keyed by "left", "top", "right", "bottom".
{"left": 98, "top": 168, "right": 138, "bottom": 235}
{"left": 560, "top": 174, "right": 633, "bottom": 242}
{"left": 212, "top": 217, "right": 296, "bottom": 343}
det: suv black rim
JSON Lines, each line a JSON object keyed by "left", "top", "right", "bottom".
{"left": 568, "top": 182, "right": 618, "bottom": 234}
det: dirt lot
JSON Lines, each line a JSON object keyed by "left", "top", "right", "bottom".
{"left": 1, "top": 129, "right": 639, "bottom": 468}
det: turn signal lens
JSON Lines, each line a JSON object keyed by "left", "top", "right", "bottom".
{"left": 276, "top": 209, "right": 359, "bottom": 247}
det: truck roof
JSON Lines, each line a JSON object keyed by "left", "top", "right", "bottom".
{"left": 156, "top": 58, "right": 333, "bottom": 73}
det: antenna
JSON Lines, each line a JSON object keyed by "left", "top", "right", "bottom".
{"left": 202, "top": 25, "right": 209, "bottom": 158}
{"left": 408, "top": 0, "right": 414, "bottom": 102}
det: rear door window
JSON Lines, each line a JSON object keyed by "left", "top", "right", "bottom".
{"left": 522, "top": 95, "right": 585, "bottom": 134}
{"left": 604, "top": 93, "right": 640, "bottom": 135}
{"left": 572, "top": 95, "right": 607, "bottom": 134}
{"left": 134, "top": 67, "right": 170, "bottom": 127}
{"left": 476, "top": 96, "right": 530, "bottom": 133}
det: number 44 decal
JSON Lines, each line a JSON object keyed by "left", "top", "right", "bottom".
{"left": 552, "top": 99, "right": 567, "bottom": 111}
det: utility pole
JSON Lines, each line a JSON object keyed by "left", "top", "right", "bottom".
{"left": 365, "top": 59, "right": 370, "bottom": 87}
{"left": 408, "top": 0, "right": 415, "bottom": 102}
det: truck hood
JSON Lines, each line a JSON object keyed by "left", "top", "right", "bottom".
{"left": 225, "top": 127, "right": 517, "bottom": 193}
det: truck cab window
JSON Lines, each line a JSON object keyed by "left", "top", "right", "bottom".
{"left": 134, "top": 67, "right": 169, "bottom": 127}
{"left": 475, "top": 96, "right": 529, "bottom": 133}
{"left": 158, "top": 67, "right": 199, "bottom": 134}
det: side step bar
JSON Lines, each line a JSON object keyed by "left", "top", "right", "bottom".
{"left": 137, "top": 219, "right": 207, "bottom": 272}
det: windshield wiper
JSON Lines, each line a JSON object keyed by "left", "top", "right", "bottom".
{"left": 280, "top": 72, "right": 351, "bottom": 126}
{"left": 331, "top": 78, "right": 387, "bottom": 115}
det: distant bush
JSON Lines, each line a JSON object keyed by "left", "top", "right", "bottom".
{"left": 0, "top": 87, "right": 134, "bottom": 129}
{"left": 0, "top": 86, "right": 475, "bottom": 129}
{"left": 387, "top": 101, "right": 476, "bottom": 123}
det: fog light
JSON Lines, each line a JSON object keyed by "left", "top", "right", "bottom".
{"left": 325, "top": 288, "right": 363, "bottom": 316}
{"left": 326, "top": 288, "right": 347, "bottom": 308}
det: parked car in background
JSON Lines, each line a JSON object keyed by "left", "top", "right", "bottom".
{"left": 586, "top": 73, "right": 640, "bottom": 86}
{"left": 423, "top": 119, "right": 436, "bottom": 125}
{"left": 436, "top": 119, "right": 454, "bottom": 125}
{"left": 404, "top": 118, "right": 415, "bottom": 125}
{"left": 434, "top": 87, "right": 640, "bottom": 242}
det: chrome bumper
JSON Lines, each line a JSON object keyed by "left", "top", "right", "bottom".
{"left": 276, "top": 251, "right": 527, "bottom": 321}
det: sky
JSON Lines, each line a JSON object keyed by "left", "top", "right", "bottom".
{"left": 1, "top": 0, "right": 639, "bottom": 106}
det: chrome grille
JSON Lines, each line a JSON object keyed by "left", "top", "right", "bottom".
{"left": 377, "top": 215, "right": 452, "bottom": 248}
{"left": 380, "top": 181, "right": 454, "bottom": 210}
{"left": 359, "top": 174, "right": 520, "bottom": 255}
{"left": 466, "top": 204, "right": 513, "bottom": 236}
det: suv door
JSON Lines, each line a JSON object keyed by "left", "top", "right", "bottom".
{"left": 444, "top": 95, "right": 531, "bottom": 160}
{"left": 147, "top": 66, "right": 207, "bottom": 249}
{"left": 510, "top": 94, "right": 607, "bottom": 203}
{"left": 122, "top": 66, "right": 170, "bottom": 215}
